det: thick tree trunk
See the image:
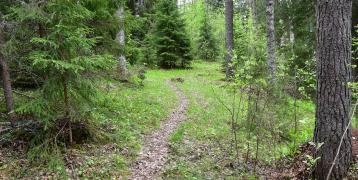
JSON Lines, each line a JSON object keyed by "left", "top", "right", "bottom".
{"left": 225, "top": 0, "right": 234, "bottom": 80}
{"left": 266, "top": 0, "right": 276, "bottom": 82}
{"left": 0, "top": 30, "right": 15, "bottom": 125}
{"left": 116, "top": 7, "right": 127, "bottom": 81}
{"left": 314, "top": 0, "right": 353, "bottom": 179}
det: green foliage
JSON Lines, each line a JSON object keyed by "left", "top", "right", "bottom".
{"left": 0, "top": 0, "right": 339, "bottom": 179}
{"left": 206, "top": 0, "right": 224, "bottom": 10}
{"left": 170, "top": 127, "right": 185, "bottom": 143}
{"left": 163, "top": 62, "right": 316, "bottom": 178}
{"left": 197, "top": 10, "right": 219, "bottom": 61}
{"left": 153, "top": 0, "right": 193, "bottom": 68}
{"left": 123, "top": 7, "right": 145, "bottom": 65}
{"left": 0, "top": 0, "right": 16, "bottom": 15}
{"left": 12, "top": 0, "right": 115, "bottom": 133}
{"left": 351, "top": 26, "right": 358, "bottom": 128}
{"left": 182, "top": 1, "right": 225, "bottom": 62}
{"left": 234, "top": 11, "right": 267, "bottom": 84}
{"left": 81, "top": 0, "right": 119, "bottom": 54}
{"left": 275, "top": 0, "right": 316, "bottom": 97}
{"left": 303, "top": 142, "right": 323, "bottom": 170}
{"left": 1, "top": 63, "right": 179, "bottom": 178}
{"left": 141, "top": 31, "right": 157, "bottom": 66}
{"left": 124, "top": 0, "right": 160, "bottom": 67}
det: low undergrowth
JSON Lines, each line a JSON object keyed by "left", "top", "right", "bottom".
{"left": 162, "top": 61, "right": 317, "bottom": 179}
{"left": 0, "top": 65, "right": 178, "bottom": 179}
{"left": 0, "top": 61, "right": 354, "bottom": 179}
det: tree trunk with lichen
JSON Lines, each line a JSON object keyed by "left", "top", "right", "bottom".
{"left": 116, "top": 7, "right": 127, "bottom": 81}
{"left": 266, "top": 0, "right": 276, "bottom": 82}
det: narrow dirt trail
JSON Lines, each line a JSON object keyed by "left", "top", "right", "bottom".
{"left": 130, "top": 80, "right": 188, "bottom": 180}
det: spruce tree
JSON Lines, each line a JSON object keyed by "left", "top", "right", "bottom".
{"left": 197, "top": 11, "right": 218, "bottom": 61}
{"left": 0, "top": 1, "right": 17, "bottom": 125}
{"left": 154, "top": 0, "right": 192, "bottom": 68}
{"left": 13, "top": 0, "right": 115, "bottom": 144}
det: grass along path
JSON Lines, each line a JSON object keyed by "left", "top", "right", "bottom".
{"left": 0, "top": 65, "right": 180, "bottom": 179}
{"left": 130, "top": 80, "right": 188, "bottom": 179}
{"left": 0, "top": 61, "right": 318, "bottom": 179}
{"left": 160, "top": 61, "right": 317, "bottom": 178}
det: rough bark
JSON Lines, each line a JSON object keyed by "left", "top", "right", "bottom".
{"left": 225, "top": 0, "right": 234, "bottom": 80}
{"left": 314, "top": 0, "right": 353, "bottom": 179}
{"left": 116, "top": 7, "right": 127, "bottom": 81}
{"left": 266, "top": 0, "right": 276, "bottom": 82}
{"left": 0, "top": 29, "right": 15, "bottom": 125}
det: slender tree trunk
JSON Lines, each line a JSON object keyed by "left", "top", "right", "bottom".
{"left": 62, "top": 75, "right": 72, "bottom": 144}
{"left": 266, "top": 0, "right": 276, "bottom": 82}
{"left": 314, "top": 0, "right": 353, "bottom": 179}
{"left": 135, "top": 0, "right": 140, "bottom": 17}
{"left": 135, "top": 0, "right": 144, "bottom": 19}
{"left": 246, "top": 0, "right": 257, "bottom": 25}
{"left": 116, "top": 7, "right": 127, "bottom": 81}
{"left": 251, "top": 0, "right": 257, "bottom": 26}
{"left": 0, "top": 29, "right": 15, "bottom": 125}
{"left": 225, "top": 0, "right": 234, "bottom": 80}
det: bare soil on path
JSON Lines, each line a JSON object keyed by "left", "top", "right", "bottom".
{"left": 130, "top": 80, "right": 188, "bottom": 180}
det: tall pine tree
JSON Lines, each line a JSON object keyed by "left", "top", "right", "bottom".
{"left": 154, "top": 0, "right": 192, "bottom": 68}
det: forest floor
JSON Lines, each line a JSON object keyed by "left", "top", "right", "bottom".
{"left": 0, "top": 61, "right": 357, "bottom": 179}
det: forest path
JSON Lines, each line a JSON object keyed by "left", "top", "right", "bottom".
{"left": 129, "top": 79, "right": 188, "bottom": 180}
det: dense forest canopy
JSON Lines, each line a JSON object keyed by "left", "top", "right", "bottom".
{"left": 0, "top": 0, "right": 357, "bottom": 179}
